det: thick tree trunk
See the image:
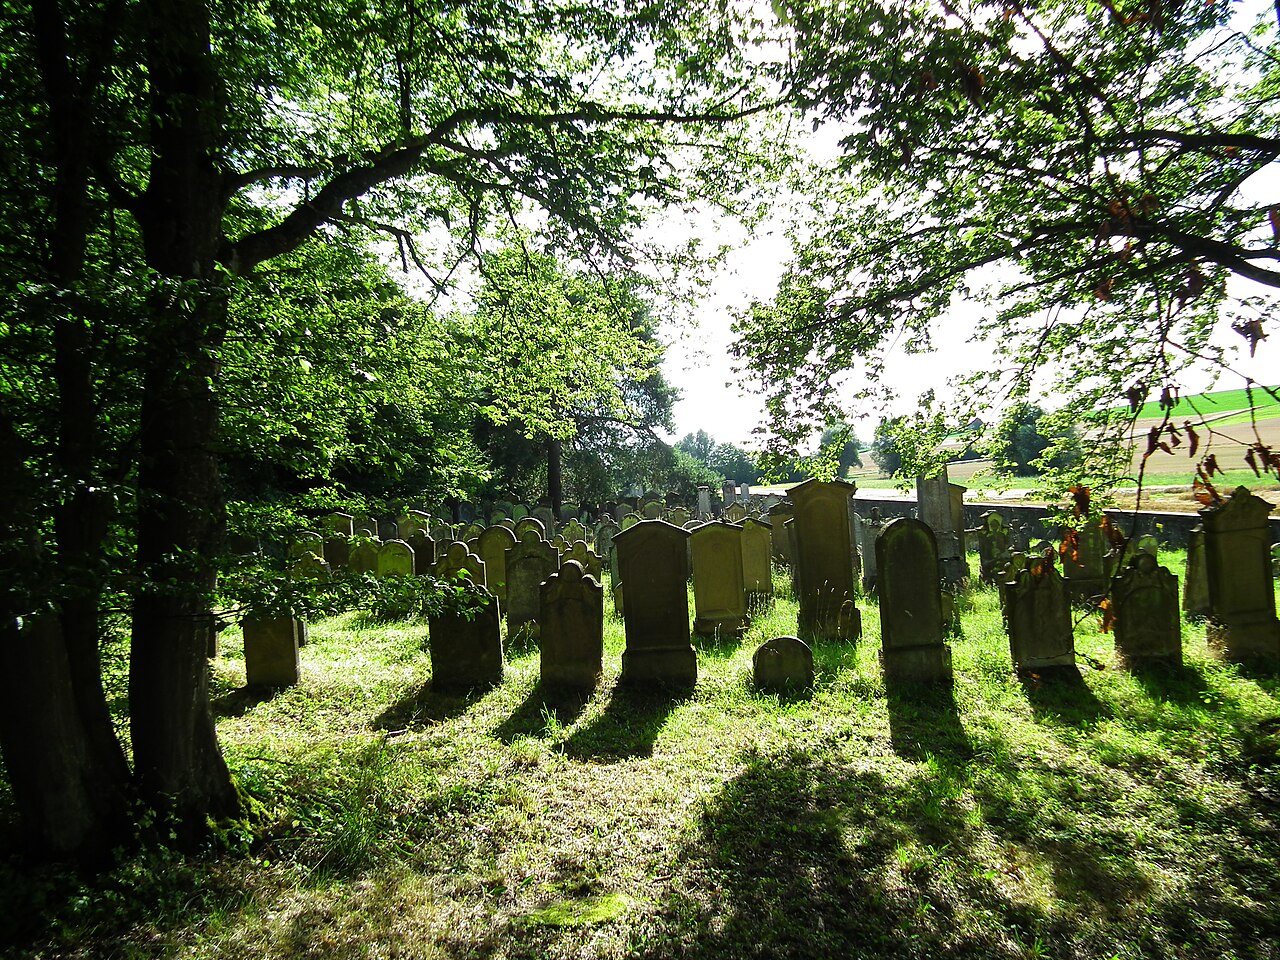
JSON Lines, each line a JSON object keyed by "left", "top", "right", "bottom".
{"left": 126, "top": 0, "right": 244, "bottom": 831}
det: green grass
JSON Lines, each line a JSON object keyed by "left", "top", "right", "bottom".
{"left": 1121, "top": 384, "right": 1280, "bottom": 423}
{"left": 2, "top": 566, "right": 1279, "bottom": 959}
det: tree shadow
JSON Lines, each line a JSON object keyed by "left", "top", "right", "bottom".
{"left": 372, "top": 680, "right": 477, "bottom": 730}
{"left": 885, "top": 677, "right": 971, "bottom": 764}
{"left": 493, "top": 680, "right": 593, "bottom": 743}
{"left": 1018, "top": 667, "right": 1110, "bottom": 726}
{"left": 560, "top": 682, "right": 690, "bottom": 760}
{"left": 209, "top": 685, "right": 276, "bottom": 719}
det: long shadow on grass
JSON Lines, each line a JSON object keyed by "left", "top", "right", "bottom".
{"left": 372, "top": 681, "right": 477, "bottom": 729}
{"left": 493, "top": 680, "right": 592, "bottom": 743}
{"left": 210, "top": 685, "right": 277, "bottom": 718}
{"left": 1018, "top": 667, "right": 1110, "bottom": 726}
{"left": 1129, "top": 660, "right": 1211, "bottom": 706}
{"left": 885, "top": 678, "right": 971, "bottom": 764}
{"left": 559, "top": 681, "right": 690, "bottom": 760}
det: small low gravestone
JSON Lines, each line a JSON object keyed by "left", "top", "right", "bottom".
{"left": 376, "top": 539, "right": 415, "bottom": 578}
{"left": 242, "top": 616, "right": 300, "bottom": 687}
{"left": 540, "top": 560, "right": 604, "bottom": 689}
{"left": 1112, "top": 552, "right": 1182, "bottom": 669}
{"left": 1060, "top": 519, "right": 1111, "bottom": 603}
{"left": 752, "top": 636, "right": 814, "bottom": 692}
{"left": 1006, "top": 552, "right": 1076, "bottom": 672}
{"left": 976, "top": 511, "right": 1010, "bottom": 583}
{"left": 427, "top": 587, "right": 503, "bottom": 690}
{"left": 875, "top": 518, "right": 952, "bottom": 683}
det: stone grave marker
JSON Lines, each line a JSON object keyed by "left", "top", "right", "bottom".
{"left": 427, "top": 587, "right": 503, "bottom": 691}
{"left": 242, "top": 616, "right": 300, "bottom": 687}
{"left": 916, "top": 469, "right": 968, "bottom": 584}
{"left": 1134, "top": 534, "right": 1159, "bottom": 558}
{"left": 697, "top": 485, "right": 712, "bottom": 519}
{"left": 752, "top": 636, "right": 814, "bottom": 692}
{"left": 348, "top": 539, "right": 379, "bottom": 575}
{"left": 377, "top": 519, "right": 399, "bottom": 542}
{"left": 875, "top": 518, "right": 953, "bottom": 683}
{"left": 721, "top": 480, "right": 737, "bottom": 507}
{"left": 1060, "top": 518, "right": 1110, "bottom": 602}
{"left": 640, "top": 499, "right": 664, "bottom": 520}
{"left": 353, "top": 517, "right": 377, "bottom": 537}
{"left": 539, "top": 560, "right": 604, "bottom": 689}
{"left": 689, "top": 521, "right": 749, "bottom": 638}
{"left": 1183, "top": 524, "right": 1210, "bottom": 618}
{"left": 1112, "top": 552, "right": 1181, "bottom": 669}
{"left": 429, "top": 523, "right": 454, "bottom": 546}
{"left": 532, "top": 504, "right": 556, "bottom": 531}
{"left": 615, "top": 519, "right": 696, "bottom": 684}
{"left": 620, "top": 513, "right": 640, "bottom": 530}
{"left": 561, "top": 518, "right": 587, "bottom": 545}
{"left": 1006, "top": 552, "right": 1076, "bottom": 671}
{"left": 667, "top": 506, "right": 691, "bottom": 527}
{"left": 976, "top": 511, "right": 1010, "bottom": 583}
{"left": 513, "top": 516, "right": 546, "bottom": 542}
{"left": 565, "top": 540, "right": 603, "bottom": 582}
{"left": 477, "top": 525, "right": 517, "bottom": 604}
{"left": 505, "top": 530, "right": 559, "bottom": 640}
{"left": 289, "top": 530, "right": 324, "bottom": 560}
{"left": 511, "top": 502, "right": 530, "bottom": 521}
{"left": 1201, "top": 486, "right": 1280, "bottom": 661}
{"left": 434, "top": 541, "right": 486, "bottom": 586}
{"left": 723, "top": 501, "right": 748, "bottom": 524}
{"left": 789, "top": 478, "right": 861, "bottom": 641}
{"left": 595, "top": 520, "right": 621, "bottom": 579}
{"left": 407, "top": 530, "right": 436, "bottom": 568}
{"left": 767, "top": 502, "right": 794, "bottom": 566}
{"left": 322, "top": 512, "right": 354, "bottom": 568}
{"left": 376, "top": 539, "right": 415, "bottom": 578}
{"left": 861, "top": 508, "right": 883, "bottom": 593}
{"left": 461, "top": 521, "right": 485, "bottom": 544}
{"left": 741, "top": 517, "right": 774, "bottom": 608}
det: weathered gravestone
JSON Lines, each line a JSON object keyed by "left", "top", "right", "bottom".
{"left": 752, "top": 636, "right": 814, "bottom": 692}
{"left": 407, "top": 529, "right": 436, "bottom": 569}
{"left": 697, "top": 485, "right": 712, "bottom": 519}
{"left": 620, "top": 513, "right": 640, "bottom": 530}
{"left": 505, "top": 531, "right": 559, "bottom": 641}
{"left": 434, "top": 541, "right": 487, "bottom": 587}
{"left": 1201, "top": 487, "right": 1280, "bottom": 661}
{"left": 741, "top": 517, "right": 774, "bottom": 608}
{"left": 348, "top": 539, "right": 379, "bottom": 575}
{"left": 322, "top": 512, "right": 354, "bottom": 568}
{"left": 287, "top": 553, "right": 331, "bottom": 647}
{"left": 539, "top": 560, "right": 604, "bottom": 689}
{"left": 789, "top": 478, "right": 861, "bottom": 641}
{"left": 1005, "top": 552, "right": 1076, "bottom": 672}
{"left": 1134, "top": 534, "right": 1160, "bottom": 558}
{"left": 477, "top": 526, "right": 517, "bottom": 604}
{"left": 1060, "top": 519, "right": 1111, "bottom": 602}
{"left": 461, "top": 521, "right": 485, "bottom": 545}
{"left": 376, "top": 539, "right": 416, "bottom": 578}
{"left": 861, "top": 508, "right": 883, "bottom": 593}
{"left": 723, "top": 502, "right": 748, "bottom": 524}
{"left": 565, "top": 541, "right": 603, "bottom": 582}
{"left": 561, "top": 518, "right": 587, "bottom": 545}
{"left": 640, "top": 499, "right": 664, "bottom": 521}
{"left": 513, "top": 516, "right": 546, "bottom": 542}
{"left": 976, "top": 511, "right": 1010, "bottom": 583}
{"left": 615, "top": 520, "right": 696, "bottom": 684}
{"left": 427, "top": 587, "right": 503, "bottom": 691}
{"left": 1112, "top": 552, "right": 1181, "bottom": 669}
{"left": 242, "top": 616, "right": 300, "bottom": 687}
{"left": 290, "top": 530, "right": 324, "bottom": 561}
{"left": 767, "top": 502, "right": 794, "bottom": 566}
{"left": 875, "top": 518, "right": 953, "bottom": 683}
{"left": 721, "top": 480, "right": 738, "bottom": 507}
{"left": 377, "top": 519, "right": 399, "bottom": 542}
{"left": 689, "top": 521, "right": 750, "bottom": 638}
{"left": 595, "top": 520, "right": 621, "bottom": 580}
{"left": 1183, "top": 524, "right": 1210, "bottom": 618}
{"left": 667, "top": 506, "right": 691, "bottom": 527}
{"left": 916, "top": 470, "right": 968, "bottom": 585}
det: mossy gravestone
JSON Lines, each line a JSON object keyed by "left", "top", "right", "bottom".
{"left": 741, "top": 517, "right": 774, "bottom": 608}
{"left": 752, "top": 636, "right": 814, "bottom": 692}
{"left": 616, "top": 520, "right": 696, "bottom": 685}
{"left": 427, "top": 588, "right": 503, "bottom": 691}
{"left": 1202, "top": 486, "right": 1280, "bottom": 662}
{"left": 1006, "top": 553, "right": 1076, "bottom": 672}
{"left": 539, "top": 560, "right": 604, "bottom": 689}
{"left": 690, "top": 521, "right": 749, "bottom": 638}
{"left": 242, "top": 616, "right": 299, "bottom": 688}
{"left": 875, "top": 518, "right": 953, "bottom": 684}
{"left": 477, "top": 525, "right": 517, "bottom": 604}
{"left": 1112, "top": 552, "right": 1181, "bottom": 669}
{"left": 976, "top": 511, "right": 1010, "bottom": 584}
{"left": 789, "top": 478, "right": 861, "bottom": 642}
{"left": 505, "top": 531, "right": 559, "bottom": 641}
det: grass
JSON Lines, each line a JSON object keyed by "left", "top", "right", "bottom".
{"left": 2, "top": 566, "right": 1280, "bottom": 959}
{"left": 1121, "top": 385, "right": 1280, "bottom": 424}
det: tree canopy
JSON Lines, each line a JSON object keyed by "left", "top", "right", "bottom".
{"left": 734, "top": 0, "right": 1280, "bottom": 477}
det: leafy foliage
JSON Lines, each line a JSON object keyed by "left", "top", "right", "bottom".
{"left": 988, "top": 403, "right": 1083, "bottom": 477}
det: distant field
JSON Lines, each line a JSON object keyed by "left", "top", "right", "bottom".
{"left": 1121, "top": 384, "right": 1280, "bottom": 422}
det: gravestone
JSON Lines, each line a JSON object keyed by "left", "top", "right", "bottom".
{"left": 697, "top": 485, "right": 712, "bottom": 519}
{"left": 407, "top": 530, "right": 436, "bottom": 569}
{"left": 861, "top": 507, "right": 883, "bottom": 592}
{"left": 689, "top": 521, "right": 750, "bottom": 638}
{"left": 1134, "top": 534, "right": 1159, "bottom": 558}
{"left": 1060, "top": 519, "right": 1110, "bottom": 602}
{"left": 739, "top": 482, "right": 751, "bottom": 503}
{"left": 377, "top": 519, "right": 399, "bottom": 542}
{"left": 723, "top": 502, "right": 748, "bottom": 524}
{"left": 352, "top": 517, "right": 377, "bottom": 537}
{"left": 434, "top": 541, "right": 487, "bottom": 587}
{"left": 789, "top": 478, "right": 861, "bottom": 641}
{"left": 348, "top": 539, "right": 379, "bottom": 575}
{"left": 916, "top": 469, "right": 967, "bottom": 584}
{"left": 1006, "top": 553, "right": 1076, "bottom": 671}
{"left": 875, "top": 518, "right": 953, "bottom": 683}
{"left": 477, "top": 525, "right": 517, "bottom": 604}
{"left": 505, "top": 531, "right": 559, "bottom": 640}
{"left": 997, "top": 551, "right": 1029, "bottom": 619}
{"left": 976, "top": 511, "right": 1010, "bottom": 583}
{"left": 752, "top": 636, "right": 814, "bottom": 692}
{"left": 1201, "top": 487, "right": 1280, "bottom": 661}
{"left": 667, "top": 506, "right": 691, "bottom": 527}
{"left": 641, "top": 499, "right": 664, "bottom": 520}
{"left": 620, "top": 513, "right": 640, "bottom": 530}
{"left": 429, "top": 523, "right": 455, "bottom": 547}
{"left": 615, "top": 520, "right": 696, "bottom": 684}
{"left": 511, "top": 502, "right": 530, "bottom": 521}
{"left": 322, "top": 512, "right": 354, "bottom": 568}
{"left": 532, "top": 504, "right": 556, "bottom": 531}
{"left": 427, "top": 588, "right": 503, "bottom": 690}
{"left": 461, "top": 521, "right": 485, "bottom": 544}
{"left": 539, "top": 560, "right": 604, "bottom": 689}
{"left": 565, "top": 540, "right": 603, "bottom": 582}
{"left": 513, "top": 516, "right": 547, "bottom": 542}
{"left": 242, "top": 616, "right": 300, "bottom": 688}
{"left": 289, "top": 530, "right": 324, "bottom": 560}
{"left": 1183, "top": 524, "right": 1210, "bottom": 618}
{"left": 561, "top": 518, "right": 587, "bottom": 545}
{"left": 721, "top": 480, "right": 737, "bottom": 507}
{"left": 1112, "top": 552, "right": 1182, "bottom": 668}
{"left": 741, "top": 517, "right": 774, "bottom": 608}
{"left": 376, "top": 539, "right": 415, "bottom": 578}
{"left": 767, "top": 502, "right": 794, "bottom": 565}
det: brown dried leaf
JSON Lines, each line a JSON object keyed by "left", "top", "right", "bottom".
{"left": 1245, "top": 446, "right": 1261, "bottom": 477}
{"left": 1099, "top": 597, "right": 1115, "bottom": 634}
{"left": 1069, "top": 484, "right": 1090, "bottom": 518}
{"left": 1232, "top": 319, "right": 1268, "bottom": 357}
{"left": 1145, "top": 426, "right": 1161, "bottom": 458}
{"left": 1185, "top": 421, "right": 1200, "bottom": 458}
{"left": 1204, "top": 453, "right": 1222, "bottom": 477}
{"left": 1060, "top": 529, "right": 1081, "bottom": 564}
{"left": 1125, "top": 382, "right": 1147, "bottom": 413}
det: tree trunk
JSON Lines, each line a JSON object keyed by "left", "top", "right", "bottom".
{"left": 126, "top": 0, "right": 244, "bottom": 832}
{"left": 548, "top": 438, "right": 563, "bottom": 520}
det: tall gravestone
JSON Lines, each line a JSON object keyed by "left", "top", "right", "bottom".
{"left": 789, "top": 478, "right": 861, "bottom": 641}
{"left": 242, "top": 616, "right": 300, "bottom": 687}
{"left": 1183, "top": 524, "right": 1210, "bottom": 618}
{"left": 540, "top": 560, "right": 604, "bottom": 689}
{"left": 861, "top": 507, "right": 883, "bottom": 593}
{"left": 741, "top": 517, "right": 774, "bottom": 608}
{"left": 689, "top": 521, "right": 749, "bottom": 638}
{"left": 1006, "top": 553, "right": 1076, "bottom": 672}
{"left": 615, "top": 520, "right": 696, "bottom": 684}
{"left": 1201, "top": 487, "right": 1280, "bottom": 661}
{"left": 427, "top": 587, "right": 503, "bottom": 690}
{"left": 875, "top": 519, "right": 953, "bottom": 683}
{"left": 916, "top": 469, "right": 967, "bottom": 584}
{"left": 697, "top": 485, "right": 712, "bottom": 519}
{"left": 595, "top": 520, "right": 621, "bottom": 581}
{"left": 1112, "top": 553, "right": 1181, "bottom": 668}
{"left": 505, "top": 531, "right": 559, "bottom": 640}
{"left": 477, "top": 526, "right": 517, "bottom": 604}
{"left": 976, "top": 511, "right": 1010, "bottom": 583}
